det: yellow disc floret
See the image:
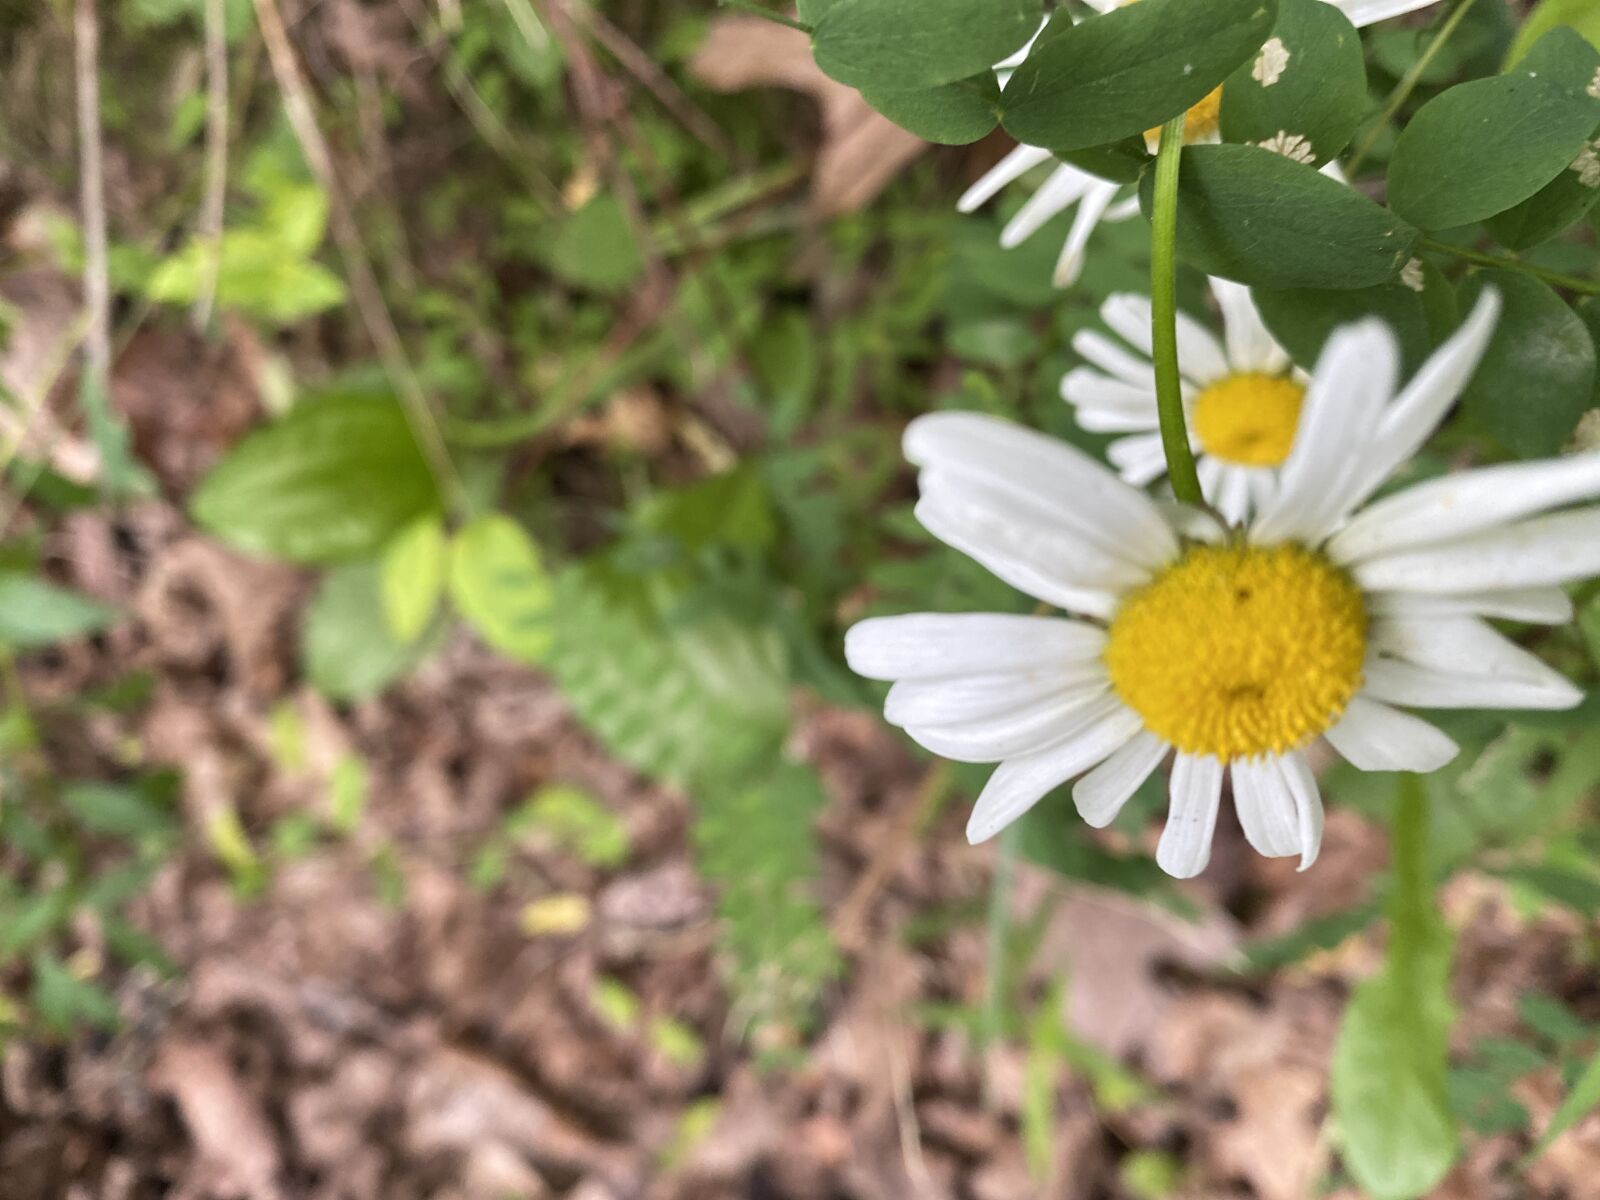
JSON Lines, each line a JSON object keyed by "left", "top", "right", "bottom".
{"left": 1144, "top": 86, "right": 1224, "bottom": 148}
{"left": 1105, "top": 543, "right": 1367, "bottom": 761}
{"left": 1191, "top": 372, "right": 1307, "bottom": 468}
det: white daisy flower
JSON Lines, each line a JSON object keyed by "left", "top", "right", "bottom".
{"left": 960, "top": 0, "right": 1440, "bottom": 285}
{"left": 847, "top": 291, "right": 1600, "bottom": 879}
{"left": 1062, "top": 276, "right": 1303, "bottom": 524}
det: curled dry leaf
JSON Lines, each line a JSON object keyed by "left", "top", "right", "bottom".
{"left": 688, "top": 16, "right": 926, "bottom": 217}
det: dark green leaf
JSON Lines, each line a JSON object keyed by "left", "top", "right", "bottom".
{"left": 0, "top": 574, "right": 116, "bottom": 649}
{"left": 813, "top": 0, "right": 1040, "bottom": 91}
{"left": 1144, "top": 143, "right": 1420, "bottom": 289}
{"left": 1458, "top": 271, "right": 1596, "bottom": 457}
{"left": 1387, "top": 29, "right": 1600, "bottom": 230}
{"left": 191, "top": 396, "right": 441, "bottom": 564}
{"left": 60, "top": 781, "right": 176, "bottom": 839}
{"left": 1255, "top": 281, "right": 1434, "bottom": 379}
{"left": 1532, "top": 1042, "right": 1600, "bottom": 1160}
{"left": 32, "top": 952, "right": 119, "bottom": 1034}
{"left": 1485, "top": 135, "right": 1600, "bottom": 250}
{"left": 1220, "top": 0, "right": 1366, "bottom": 166}
{"left": 1001, "top": 0, "right": 1277, "bottom": 153}
{"left": 861, "top": 72, "right": 1000, "bottom": 144}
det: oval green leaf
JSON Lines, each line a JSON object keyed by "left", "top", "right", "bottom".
{"left": 1485, "top": 133, "right": 1600, "bottom": 250}
{"left": 1459, "top": 270, "right": 1597, "bottom": 457}
{"left": 1000, "top": 0, "right": 1277, "bottom": 154}
{"left": 304, "top": 562, "right": 431, "bottom": 702}
{"left": 812, "top": 0, "right": 1040, "bottom": 92}
{"left": 1388, "top": 28, "right": 1600, "bottom": 231}
{"left": 449, "top": 514, "right": 555, "bottom": 664}
{"left": 191, "top": 396, "right": 441, "bottom": 564}
{"left": 860, "top": 72, "right": 1000, "bottom": 144}
{"left": 1141, "top": 143, "right": 1420, "bottom": 289}
{"left": 380, "top": 514, "right": 448, "bottom": 644}
{"left": 1254, "top": 281, "right": 1434, "bottom": 379}
{"left": 1219, "top": 0, "right": 1366, "bottom": 167}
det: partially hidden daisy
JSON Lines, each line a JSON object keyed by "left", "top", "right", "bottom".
{"left": 959, "top": 0, "right": 1443, "bottom": 285}
{"left": 1063, "top": 276, "right": 1303, "bottom": 524}
{"left": 847, "top": 291, "right": 1600, "bottom": 878}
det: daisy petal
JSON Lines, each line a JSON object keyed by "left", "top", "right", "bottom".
{"left": 966, "top": 705, "right": 1145, "bottom": 843}
{"left": 1001, "top": 164, "right": 1094, "bottom": 248}
{"left": 1362, "top": 658, "right": 1583, "bottom": 710}
{"left": 1231, "top": 755, "right": 1301, "bottom": 858}
{"left": 906, "top": 412, "right": 1178, "bottom": 567}
{"left": 1210, "top": 276, "right": 1289, "bottom": 375}
{"left": 1072, "top": 730, "right": 1168, "bottom": 828}
{"left": 1277, "top": 751, "right": 1325, "bottom": 871}
{"left": 1156, "top": 753, "right": 1224, "bottom": 879}
{"left": 1373, "top": 615, "right": 1578, "bottom": 695}
{"left": 1368, "top": 586, "right": 1573, "bottom": 625}
{"left": 1343, "top": 289, "right": 1501, "bottom": 513}
{"left": 1215, "top": 466, "right": 1253, "bottom": 526}
{"left": 1060, "top": 368, "right": 1162, "bottom": 432}
{"left": 845, "top": 613, "right": 1104, "bottom": 682}
{"left": 1107, "top": 434, "right": 1170, "bottom": 486}
{"left": 1102, "top": 293, "right": 1231, "bottom": 386}
{"left": 1353, "top": 508, "right": 1600, "bottom": 595}
{"left": 884, "top": 666, "right": 1103, "bottom": 727}
{"left": 1330, "top": 452, "right": 1600, "bottom": 565}
{"left": 1054, "top": 180, "right": 1121, "bottom": 287}
{"left": 1072, "top": 329, "right": 1158, "bottom": 388}
{"left": 907, "top": 688, "right": 1115, "bottom": 764}
{"left": 957, "top": 144, "right": 1053, "bottom": 213}
{"left": 1330, "top": 0, "right": 1445, "bottom": 28}
{"left": 1251, "top": 319, "right": 1397, "bottom": 545}
{"left": 1325, "top": 695, "right": 1459, "bottom": 771}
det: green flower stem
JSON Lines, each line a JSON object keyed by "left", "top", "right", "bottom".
{"left": 1345, "top": 0, "right": 1478, "bottom": 177}
{"left": 1149, "top": 114, "right": 1205, "bottom": 507}
{"left": 1421, "top": 238, "right": 1600, "bottom": 297}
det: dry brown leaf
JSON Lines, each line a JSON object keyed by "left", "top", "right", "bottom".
{"left": 148, "top": 1037, "right": 284, "bottom": 1200}
{"left": 688, "top": 17, "right": 926, "bottom": 217}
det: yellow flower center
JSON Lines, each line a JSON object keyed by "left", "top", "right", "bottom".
{"left": 1144, "top": 87, "right": 1224, "bottom": 148}
{"left": 1104, "top": 543, "right": 1368, "bottom": 762}
{"left": 1191, "top": 372, "right": 1306, "bottom": 467}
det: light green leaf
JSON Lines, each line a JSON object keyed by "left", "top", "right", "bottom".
{"left": 60, "top": 781, "right": 175, "bottom": 839}
{"left": 1458, "top": 271, "right": 1597, "bottom": 457}
{"left": 523, "top": 783, "right": 629, "bottom": 867}
{"left": 1219, "top": 0, "right": 1366, "bottom": 166}
{"left": 192, "top": 396, "right": 441, "bottom": 564}
{"left": 1507, "top": 0, "right": 1600, "bottom": 66}
{"left": 449, "top": 514, "right": 555, "bottom": 663}
{"left": 1332, "top": 776, "right": 1458, "bottom": 1200}
{"left": 813, "top": 0, "right": 1040, "bottom": 92}
{"left": 548, "top": 195, "right": 643, "bottom": 294}
{"left": 0, "top": 574, "right": 116, "bottom": 649}
{"left": 860, "top": 72, "right": 1000, "bottom": 145}
{"left": 32, "top": 952, "right": 119, "bottom": 1034}
{"left": 1388, "top": 29, "right": 1600, "bottom": 230}
{"left": 1145, "top": 143, "right": 1420, "bottom": 289}
{"left": 380, "top": 515, "right": 448, "bottom": 644}
{"left": 1001, "top": 0, "right": 1277, "bottom": 153}
{"left": 304, "top": 562, "right": 430, "bottom": 701}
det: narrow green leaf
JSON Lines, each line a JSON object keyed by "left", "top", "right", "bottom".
{"left": 1388, "top": 28, "right": 1600, "bottom": 230}
{"left": 192, "top": 396, "right": 441, "bottom": 564}
{"left": 1144, "top": 143, "right": 1420, "bottom": 289}
{"left": 449, "top": 514, "right": 556, "bottom": 664}
{"left": 1530, "top": 1042, "right": 1600, "bottom": 1159}
{"left": 813, "top": 0, "right": 1040, "bottom": 91}
{"left": 1458, "top": 271, "right": 1597, "bottom": 457}
{"left": 1001, "top": 0, "right": 1278, "bottom": 153}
